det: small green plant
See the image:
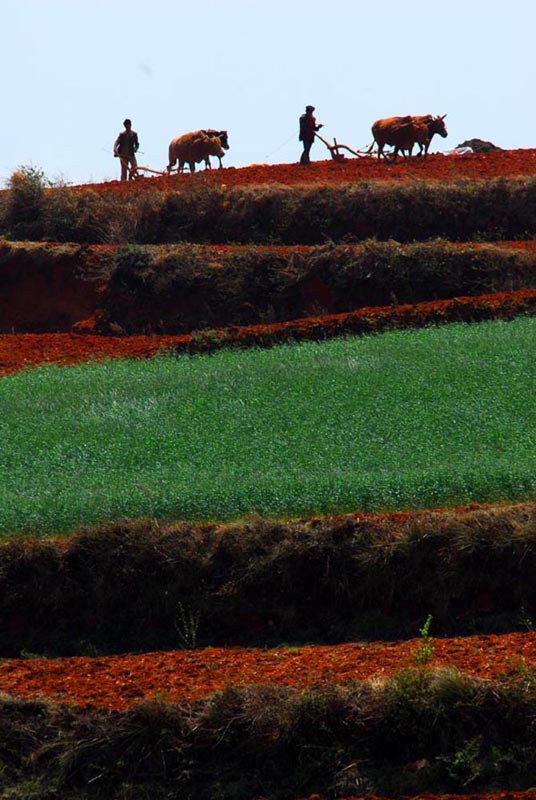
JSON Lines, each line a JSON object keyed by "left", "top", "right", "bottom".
{"left": 442, "top": 735, "right": 484, "bottom": 788}
{"left": 175, "top": 601, "right": 201, "bottom": 649}
{"left": 411, "top": 613, "right": 434, "bottom": 668}
{"left": 519, "top": 605, "right": 535, "bottom": 632}
{"left": 187, "top": 328, "right": 226, "bottom": 354}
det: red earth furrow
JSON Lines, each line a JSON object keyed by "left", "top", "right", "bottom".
{"left": 2, "top": 287, "right": 536, "bottom": 376}
{"left": 0, "top": 332, "right": 183, "bottom": 375}
{"left": 7, "top": 240, "right": 536, "bottom": 256}
{"left": 311, "top": 794, "right": 536, "bottom": 800}
{"left": 66, "top": 149, "right": 536, "bottom": 193}
{"left": 1, "top": 632, "right": 535, "bottom": 711}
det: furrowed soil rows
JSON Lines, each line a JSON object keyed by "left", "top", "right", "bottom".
{"left": 2, "top": 632, "right": 535, "bottom": 711}
{"left": 313, "top": 794, "right": 536, "bottom": 800}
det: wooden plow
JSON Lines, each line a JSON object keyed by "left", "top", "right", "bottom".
{"left": 128, "top": 164, "right": 204, "bottom": 179}
{"left": 127, "top": 164, "right": 169, "bottom": 179}
{"left": 314, "top": 132, "right": 374, "bottom": 161}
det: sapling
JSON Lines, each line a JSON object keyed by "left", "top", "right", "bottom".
{"left": 412, "top": 613, "right": 434, "bottom": 668}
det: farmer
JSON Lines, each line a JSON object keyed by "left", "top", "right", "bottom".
{"left": 299, "top": 105, "right": 323, "bottom": 165}
{"left": 113, "top": 119, "right": 139, "bottom": 181}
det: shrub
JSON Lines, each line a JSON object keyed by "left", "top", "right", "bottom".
{"left": 4, "top": 165, "right": 49, "bottom": 239}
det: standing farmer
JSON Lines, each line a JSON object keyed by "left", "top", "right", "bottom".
{"left": 113, "top": 119, "right": 139, "bottom": 181}
{"left": 299, "top": 105, "right": 323, "bottom": 165}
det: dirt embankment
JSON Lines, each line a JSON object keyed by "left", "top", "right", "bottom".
{"left": 0, "top": 241, "right": 109, "bottom": 332}
{"left": 4, "top": 240, "right": 536, "bottom": 338}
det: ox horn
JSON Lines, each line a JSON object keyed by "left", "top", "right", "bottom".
{"left": 440, "top": 114, "right": 447, "bottom": 120}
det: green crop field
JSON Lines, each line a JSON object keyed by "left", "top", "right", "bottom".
{"left": 1, "top": 316, "right": 535, "bottom": 537}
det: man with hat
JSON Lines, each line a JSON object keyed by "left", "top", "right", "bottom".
{"left": 299, "top": 105, "right": 323, "bottom": 165}
{"left": 113, "top": 118, "right": 140, "bottom": 181}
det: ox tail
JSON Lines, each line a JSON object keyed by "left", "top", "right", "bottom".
{"left": 167, "top": 146, "right": 177, "bottom": 173}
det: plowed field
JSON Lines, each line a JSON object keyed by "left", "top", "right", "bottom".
{"left": 80, "top": 148, "right": 536, "bottom": 192}
{"left": 313, "top": 794, "right": 536, "bottom": 800}
{"left": 1, "top": 632, "right": 534, "bottom": 711}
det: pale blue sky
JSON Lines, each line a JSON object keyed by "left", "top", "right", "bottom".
{"left": 2, "top": 0, "right": 535, "bottom": 186}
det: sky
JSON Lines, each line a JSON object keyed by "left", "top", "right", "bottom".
{"left": 2, "top": 0, "right": 535, "bottom": 186}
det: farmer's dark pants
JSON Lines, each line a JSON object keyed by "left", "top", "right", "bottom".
{"left": 300, "top": 138, "right": 314, "bottom": 164}
{"left": 119, "top": 154, "right": 137, "bottom": 181}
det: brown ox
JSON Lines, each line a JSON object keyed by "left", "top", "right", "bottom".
{"left": 370, "top": 116, "right": 430, "bottom": 162}
{"left": 167, "top": 131, "right": 226, "bottom": 173}
{"left": 411, "top": 114, "right": 448, "bottom": 156}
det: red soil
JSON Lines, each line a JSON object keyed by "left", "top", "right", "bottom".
{"left": 0, "top": 332, "right": 181, "bottom": 375}
{"left": 2, "top": 287, "right": 535, "bottom": 376}
{"left": 0, "top": 240, "right": 109, "bottom": 333}
{"left": 320, "top": 794, "right": 536, "bottom": 800}
{"left": 75, "top": 149, "right": 536, "bottom": 193}
{"left": 1, "top": 632, "right": 535, "bottom": 711}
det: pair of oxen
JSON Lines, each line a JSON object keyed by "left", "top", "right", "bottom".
{"left": 167, "top": 129, "right": 229, "bottom": 173}
{"left": 369, "top": 114, "right": 448, "bottom": 161}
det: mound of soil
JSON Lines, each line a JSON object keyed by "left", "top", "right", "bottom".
{"left": 458, "top": 138, "right": 502, "bottom": 153}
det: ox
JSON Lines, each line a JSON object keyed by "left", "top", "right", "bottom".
{"left": 369, "top": 116, "right": 431, "bottom": 162}
{"left": 411, "top": 115, "right": 448, "bottom": 156}
{"left": 167, "top": 131, "right": 226, "bottom": 174}
{"left": 201, "top": 129, "right": 229, "bottom": 168}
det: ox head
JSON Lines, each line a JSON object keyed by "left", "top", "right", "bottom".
{"left": 204, "top": 129, "right": 229, "bottom": 150}
{"left": 208, "top": 137, "right": 226, "bottom": 158}
{"left": 432, "top": 114, "right": 448, "bottom": 138}
{"left": 215, "top": 130, "right": 229, "bottom": 150}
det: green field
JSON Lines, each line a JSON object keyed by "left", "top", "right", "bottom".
{"left": 2, "top": 316, "right": 536, "bottom": 536}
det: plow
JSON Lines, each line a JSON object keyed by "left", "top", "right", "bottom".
{"left": 314, "top": 131, "right": 375, "bottom": 161}
{"left": 126, "top": 164, "right": 205, "bottom": 179}
{"left": 127, "top": 164, "right": 168, "bottom": 179}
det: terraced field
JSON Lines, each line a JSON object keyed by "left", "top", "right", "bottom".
{"left": 2, "top": 151, "right": 536, "bottom": 799}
